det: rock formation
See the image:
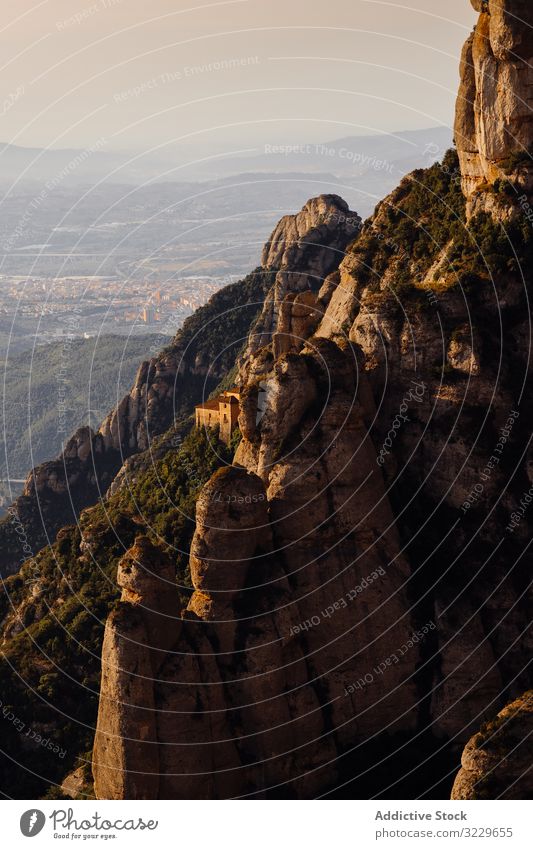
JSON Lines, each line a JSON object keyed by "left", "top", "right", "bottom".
{"left": 291, "top": 6, "right": 533, "bottom": 754}
{"left": 90, "top": 1, "right": 533, "bottom": 798}
{"left": 93, "top": 339, "right": 422, "bottom": 799}
{"left": 0, "top": 0, "right": 529, "bottom": 801}
{"left": 241, "top": 195, "right": 360, "bottom": 364}
{"left": 315, "top": 282, "right": 533, "bottom": 731}
{"left": 452, "top": 691, "right": 533, "bottom": 799}
{"left": 92, "top": 536, "right": 180, "bottom": 800}
{"left": 455, "top": 0, "right": 533, "bottom": 212}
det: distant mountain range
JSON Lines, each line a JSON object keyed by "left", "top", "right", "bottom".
{"left": 196, "top": 126, "right": 453, "bottom": 179}
{"left": 0, "top": 126, "right": 452, "bottom": 189}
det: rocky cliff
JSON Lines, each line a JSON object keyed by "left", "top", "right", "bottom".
{"left": 93, "top": 341, "right": 420, "bottom": 798}
{"left": 91, "top": 0, "right": 533, "bottom": 799}
{"left": 455, "top": 0, "right": 533, "bottom": 213}
{"left": 240, "top": 195, "right": 361, "bottom": 365}
{"left": 312, "top": 1, "right": 533, "bottom": 748}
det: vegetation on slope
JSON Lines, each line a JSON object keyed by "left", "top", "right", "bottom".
{"left": 159, "top": 267, "right": 276, "bottom": 414}
{"left": 351, "top": 150, "right": 532, "bottom": 294}
{"left": 0, "top": 335, "right": 157, "bottom": 480}
{"left": 0, "top": 268, "right": 274, "bottom": 575}
{"left": 0, "top": 425, "right": 234, "bottom": 799}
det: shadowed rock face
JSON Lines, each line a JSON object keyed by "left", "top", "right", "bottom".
{"left": 452, "top": 691, "right": 533, "bottom": 799}
{"left": 307, "top": 3, "right": 533, "bottom": 747}
{"left": 455, "top": 0, "right": 533, "bottom": 211}
{"left": 234, "top": 338, "right": 421, "bottom": 747}
{"left": 316, "top": 227, "right": 532, "bottom": 736}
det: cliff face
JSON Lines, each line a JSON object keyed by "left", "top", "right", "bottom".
{"left": 2, "top": 0, "right": 531, "bottom": 800}
{"left": 312, "top": 1, "right": 533, "bottom": 744}
{"left": 92, "top": 536, "right": 179, "bottom": 800}
{"left": 0, "top": 198, "right": 357, "bottom": 577}
{"left": 241, "top": 195, "right": 361, "bottom": 365}
{"left": 455, "top": 0, "right": 533, "bottom": 212}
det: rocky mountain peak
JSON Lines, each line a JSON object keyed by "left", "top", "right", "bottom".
{"left": 261, "top": 193, "right": 359, "bottom": 268}
{"left": 455, "top": 0, "right": 533, "bottom": 213}
{"left": 241, "top": 195, "right": 361, "bottom": 365}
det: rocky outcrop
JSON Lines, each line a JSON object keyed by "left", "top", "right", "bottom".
{"left": 309, "top": 12, "right": 533, "bottom": 733}
{"left": 234, "top": 337, "right": 421, "bottom": 750}
{"left": 261, "top": 194, "right": 360, "bottom": 270}
{"left": 300, "top": 0, "right": 533, "bottom": 748}
{"left": 60, "top": 766, "right": 90, "bottom": 800}
{"left": 241, "top": 196, "right": 360, "bottom": 365}
{"left": 92, "top": 536, "right": 180, "bottom": 800}
{"left": 452, "top": 692, "right": 533, "bottom": 799}
{"left": 455, "top": 0, "right": 533, "bottom": 211}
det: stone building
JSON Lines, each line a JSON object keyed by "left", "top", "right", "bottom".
{"left": 194, "top": 389, "right": 240, "bottom": 445}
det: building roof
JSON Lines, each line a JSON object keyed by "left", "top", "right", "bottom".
{"left": 195, "top": 399, "right": 220, "bottom": 411}
{"left": 196, "top": 390, "right": 241, "bottom": 411}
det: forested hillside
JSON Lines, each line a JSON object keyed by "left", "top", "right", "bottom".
{"left": 0, "top": 335, "right": 159, "bottom": 479}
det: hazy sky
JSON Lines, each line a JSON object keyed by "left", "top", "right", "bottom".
{"left": 1, "top": 0, "right": 475, "bottom": 153}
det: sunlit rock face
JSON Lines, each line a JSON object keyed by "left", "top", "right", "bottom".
{"left": 452, "top": 691, "right": 533, "bottom": 799}
{"left": 455, "top": 0, "right": 533, "bottom": 213}
{"left": 240, "top": 195, "right": 361, "bottom": 366}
